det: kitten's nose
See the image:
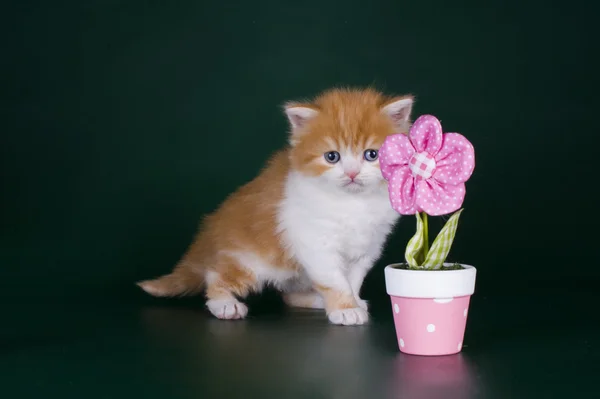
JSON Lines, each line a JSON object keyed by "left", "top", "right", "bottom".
{"left": 346, "top": 171, "right": 359, "bottom": 180}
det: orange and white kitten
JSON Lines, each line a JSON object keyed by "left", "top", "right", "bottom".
{"left": 137, "top": 88, "right": 413, "bottom": 325}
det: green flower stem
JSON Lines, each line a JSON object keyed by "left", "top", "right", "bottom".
{"left": 422, "top": 212, "right": 429, "bottom": 260}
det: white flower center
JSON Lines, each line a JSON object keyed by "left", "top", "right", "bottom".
{"left": 409, "top": 151, "right": 436, "bottom": 180}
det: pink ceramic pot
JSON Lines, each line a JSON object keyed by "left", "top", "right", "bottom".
{"left": 384, "top": 264, "right": 477, "bottom": 356}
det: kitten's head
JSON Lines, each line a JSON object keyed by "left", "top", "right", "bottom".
{"left": 284, "top": 87, "right": 413, "bottom": 193}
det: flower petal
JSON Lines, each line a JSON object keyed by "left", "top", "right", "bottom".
{"left": 387, "top": 166, "right": 418, "bottom": 215}
{"left": 409, "top": 115, "right": 443, "bottom": 155}
{"left": 433, "top": 133, "right": 475, "bottom": 185}
{"left": 416, "top": 180, "right": 466, "bottom": 216}
{"left": 379, "top": 133, "right": 415, "bottom": 181}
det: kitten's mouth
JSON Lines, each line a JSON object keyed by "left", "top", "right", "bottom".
{"left": 343, "top": 180, "right": 363, "bottom": 187}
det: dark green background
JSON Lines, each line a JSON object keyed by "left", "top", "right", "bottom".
{"left": 2, "top": 1, "right": 598, "bottom": 398}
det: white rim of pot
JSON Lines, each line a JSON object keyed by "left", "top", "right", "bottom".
{"left": 384, "top": 263, "right": 477, "bottom": 299}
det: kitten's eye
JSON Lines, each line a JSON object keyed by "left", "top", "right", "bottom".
{"left": 364, "top": 149, "right": 378, "bottom": 161}
{"left": 324, "top": 151, "right": 340, "bottom": 163}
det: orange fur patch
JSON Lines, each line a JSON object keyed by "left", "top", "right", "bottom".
{"left": 182, "top": 150, "right": 298, "bottom": 270}
{"left": 313, "top": 283, "right": 357, "bottom": 311}
{"left": 146, "top": 150, "right": 301, "bottom": 300}
{"left": 205, "top": 254, "right": 259, "bottom": 298}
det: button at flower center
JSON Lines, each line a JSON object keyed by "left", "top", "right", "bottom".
{"left": 409, "top": 152, "right": 436, "bottom": 180}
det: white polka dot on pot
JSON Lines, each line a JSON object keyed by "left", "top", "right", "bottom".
{"left": 427, "top": 324, "right": 436, "bottom": 333}
{"left": 464, "top": 309, "right": 468, "bottom": 317}
{"left": 394, "top": 303, "right": 399, "bottom": 314}
{"left": 458, "top": 342, "right": 462, "bottom": 351}
{"left": 400, "top": 338, "right": 405, "bottom": 348}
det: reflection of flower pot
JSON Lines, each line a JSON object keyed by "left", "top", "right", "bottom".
{"left": 390, "top": 353, "right": 480, "bottom": 399}
{"left": 384, "top": 263, "right": 476, "bottom": 356}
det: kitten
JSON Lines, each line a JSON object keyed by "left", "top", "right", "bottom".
{"left": 137, "top": 87, "right": 413, "bottom": 325}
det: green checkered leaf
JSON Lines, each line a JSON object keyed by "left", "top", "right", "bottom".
{"left": 423, "top": 209, "right": 463, "bottom": 269}
{"left": 405, "top": 212, "right": 425, "bottom": 268}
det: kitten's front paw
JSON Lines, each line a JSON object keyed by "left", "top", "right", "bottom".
{"left": 206, "top": 299, "right": 248, "bottom": 320}
{"left": 355, "top": 298, "right": 369, "bottom": 311}
{"left": 328, "top": 308, "right": 369, "bottom": 326}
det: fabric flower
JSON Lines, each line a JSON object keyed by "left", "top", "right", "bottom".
{"left": 379, "top": 115, "right": 475, "bottom": 216}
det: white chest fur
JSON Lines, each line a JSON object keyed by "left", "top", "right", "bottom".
{"left": 278, "top": 172, "right": 400, "bottom": 267}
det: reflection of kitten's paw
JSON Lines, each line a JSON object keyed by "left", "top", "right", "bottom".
{"left": 206, "top": 299, "right": 248, "bottom": 320}
{"left": 355, "top": 298, "right": 369, "bottom": 311}
{"left": 328, "top": 308, "right": 369, "bottom": 325}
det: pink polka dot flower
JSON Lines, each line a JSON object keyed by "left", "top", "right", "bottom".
{"left": 381, "top": 114, "right": 478, "bottom": 356}
{"left": 379, "top": 114, "right": 475, "bottom": 216}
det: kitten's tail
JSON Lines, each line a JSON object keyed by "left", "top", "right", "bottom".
{"left": 136, "top": 264, "right": 205, "bottom": 297}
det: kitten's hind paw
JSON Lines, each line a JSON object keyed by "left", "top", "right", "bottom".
{"left": 283, "top": 292, "right": 325, "bottom": 309}
{"left": 206, "top": 299, "right": 248, "bottom": 320}
{"left": 328, "top": 307, "right": 369, "bottom": 326}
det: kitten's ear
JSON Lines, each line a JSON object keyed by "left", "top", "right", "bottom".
{"left": 381, "top": 95, "right": 414, "bottom": 127}
{"left": 283, "top": 102, "right": 319, "bottom": 131}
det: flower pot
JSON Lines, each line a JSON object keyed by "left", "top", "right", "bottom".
{"left": 384, "top": 263, "right": 477, "bottom": 356}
